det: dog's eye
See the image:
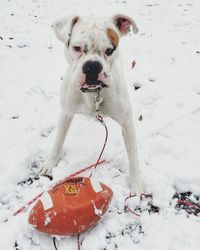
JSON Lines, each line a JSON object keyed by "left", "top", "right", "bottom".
{"left": 105, "top": 48, "right": 114, "bottom": 56}
{"left": 73, "top": 46, "right": 82, "bottom": 52}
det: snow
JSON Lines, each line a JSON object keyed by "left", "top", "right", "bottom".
{"left": 1, "top": 0, "right": 200, "bottom": 249}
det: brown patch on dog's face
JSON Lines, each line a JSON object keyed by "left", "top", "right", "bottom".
{"left": 106, "top": 28, "right": 119, "bottom": 48}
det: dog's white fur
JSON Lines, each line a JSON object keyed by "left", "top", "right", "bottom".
{"left": 40, "top": 14, "right": 143, "bottom": 194}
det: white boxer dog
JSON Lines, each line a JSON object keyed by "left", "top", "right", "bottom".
{"left": 40, "top": 14, "right": 143, "bottom": 194}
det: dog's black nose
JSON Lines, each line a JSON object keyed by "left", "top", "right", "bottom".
{"left": 82, "top": 61, "right": 103, "bottom": 83}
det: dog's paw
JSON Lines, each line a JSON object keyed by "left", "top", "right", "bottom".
{"left": 39, "top": 158, "right": 57, "bottom": 176}
{"left": 130, "top": 181, "right": 144, "bottom": 196}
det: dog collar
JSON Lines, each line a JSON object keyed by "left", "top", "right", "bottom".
{"left": 94, "top": 90, "right": 103, "bottom": 116}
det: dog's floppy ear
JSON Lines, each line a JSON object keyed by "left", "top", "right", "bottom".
{"left": 112, "top": 14, "right": 138, "bottom": 36}
{"left": 52, "top": 16, "right": 79, "bottom": 44}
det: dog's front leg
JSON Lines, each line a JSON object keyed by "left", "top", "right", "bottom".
{"left": 40, "top": 111, "right": 73, "bottom": 175}
{"left": 121, "top": 116, "right": 143, "bottom": 195}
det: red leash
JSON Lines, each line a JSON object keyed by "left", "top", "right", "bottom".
{"left": 77, "top": 234, "right": 81, "bottom": 250}
{"left": 124, "top": 194, "right": 141, "bottom": 217}
{"left": 89, "top": 115, "right": 108, "bottom": 178}
{"left": 177, "top": 199, "right": 200, "bottom": 212}
{"left": 124, "top": 193, "right": 154, "bottom": 218}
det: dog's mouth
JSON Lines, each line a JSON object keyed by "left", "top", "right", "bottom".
{"left": 80, "top": 81, "right": 108, "bottom": 93}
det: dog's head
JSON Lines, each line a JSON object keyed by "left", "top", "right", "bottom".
{"left": 52, "top": 15, "right": 138, "bottom": 92}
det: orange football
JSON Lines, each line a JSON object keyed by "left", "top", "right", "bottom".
{"left": 28, "top": 177, "right": 113, "bottom": 236}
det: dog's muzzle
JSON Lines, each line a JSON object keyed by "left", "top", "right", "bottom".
{"left": 80, "top": 60, "right": 108, "bottom": 92}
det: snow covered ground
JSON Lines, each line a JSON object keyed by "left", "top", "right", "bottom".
{"left": 1, "top": 0, "right": 200, "bottom": 249}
